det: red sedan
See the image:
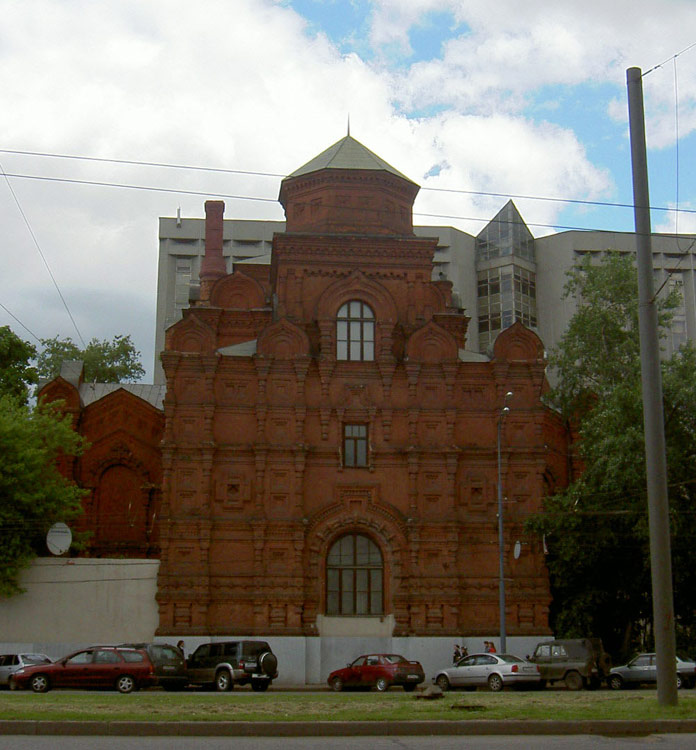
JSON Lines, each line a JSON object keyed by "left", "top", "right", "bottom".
{"left": 9, "top": 646, "right": 155, "bottom": 694}
{"left": 328, "top": 653, "right": 425, "bottom": 692}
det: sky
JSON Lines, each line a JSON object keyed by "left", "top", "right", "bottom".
{"left": 1, "top": 0, "right": 695, "bottom": 381}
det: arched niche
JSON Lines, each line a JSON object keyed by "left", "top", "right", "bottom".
{"left": 405, "top": 319, "right": 458, "bottom": 362}
{"left": 256, "top": 318, "right": 311, "bottom": 360}
{"left": 210, "top": 271, "right": 266, "bottom": 310}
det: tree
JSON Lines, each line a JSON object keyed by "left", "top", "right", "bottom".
{"left": 526, "top": 252, "right": 696, "bottom": 657}
{"left": 0, "top": 326, "right": 37, "bottom": 403}
{"left": 36, "top": 334, "right": 145, "bottom": 383}
{"left": 0, "top": 394, "right": 87, "bottom": 596}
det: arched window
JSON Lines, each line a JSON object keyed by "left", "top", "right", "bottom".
{"left": 326, "top": 534, "right": 383, "bottom": 615}
{"left": 336, "top": 301, "right": 374, "bottom": 361}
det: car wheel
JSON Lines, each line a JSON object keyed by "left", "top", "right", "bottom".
{"left": 331, "top": 677, "right": 344, "bottom": 692}
{"left": 488, "top": 673, "right": 504, "bottom": 693}
{"left": 677, "top": 674, "right": 684, "bottom": 690}
{"left": 215, "top": 670, "right": 232, "bottom": 692}
{"left": 258, "top": 651, "right": 278, "bottom": 677}
{"left": 30, "top": 674, "right": 50, "bottom": 693}
{"left": 116, "top": 675, "right": 136, "bottom": 694}
{"left": 608, "top": 674, "right": 624, "bottom": 690}
{"left": 403, "top": 683, "right": 417, "bottom": 692}
{"left": 375, "top": 677, "right": 389, "bottom": 692}
{"left": 435, "top": 674, "right": 450, "bottom": 691}
{"left": 251, "top": 679, "right": 269, "bottom": 692}
{"left": 564, "top": 671, "right": 583, "bottom": 691}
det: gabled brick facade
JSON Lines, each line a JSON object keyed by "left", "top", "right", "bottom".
{"left": 37, "top": 365, "right": 164, "bottom": 558}
{"left": 156, "top": 136, "right": 571, "bottom": 638}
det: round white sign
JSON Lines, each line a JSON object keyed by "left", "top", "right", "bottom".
{"left": 46, "top": 522, "right": 72, "bottom": 556}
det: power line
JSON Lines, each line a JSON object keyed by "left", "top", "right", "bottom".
{"left": 2, "top": 170, "right": 696, "bottom": 237}
{"left": 642, "top": 40, "right": 696, "bottom": 77}
{"left": 0, "top": 164, "right": 87, "bottom": 348}
{"left": 0, "top": 301, "right": 42, "bottom": 343}
{"left": 2, "top": 148, "right": 695, "bottom": 218}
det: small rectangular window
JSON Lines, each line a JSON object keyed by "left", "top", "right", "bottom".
{"left": 344, "top": 424, "right": 368, "bottom": 467}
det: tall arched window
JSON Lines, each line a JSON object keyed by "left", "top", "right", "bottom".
{"left": 336, "top": 301, "right": 374, "bottom": 361}
{"left": 326, "top": 534, "right": 383, "bottom": 615}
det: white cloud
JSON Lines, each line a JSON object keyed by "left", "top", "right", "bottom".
{"left": 368, "top": 0, "right": 696, "bottom": 144}
{"left": 0, "top": 0, "right": 692, "bottom": 377}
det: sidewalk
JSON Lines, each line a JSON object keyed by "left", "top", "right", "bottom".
{"left": 3, "top": 719, "right": 696, "bottom": 737}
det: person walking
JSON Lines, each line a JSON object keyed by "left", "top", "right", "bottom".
{"left": 453, "top": 644, "right": 462, "bottom": 663}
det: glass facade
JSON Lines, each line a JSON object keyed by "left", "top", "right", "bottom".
{"left": 476, "top": 201, "right": 535, "bottom": 263}
{"left": 326, "top": 534, "right": 383, "bottom": 615}
{"left": 477, "top": 266, "right": 537, "bottom": 352}
{"left": 337, "top": 300, "right": 375, "bottom": 360}
{"left": 476, "top": 201, "right": 537, "bottom": 352}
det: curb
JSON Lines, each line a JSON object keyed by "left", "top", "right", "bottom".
{"left": 3, "top": 720, "right": 696, "bottom": 737}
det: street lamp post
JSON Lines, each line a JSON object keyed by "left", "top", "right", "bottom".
{"left": 497, "top": 391, "right": 513, "bottom": 653}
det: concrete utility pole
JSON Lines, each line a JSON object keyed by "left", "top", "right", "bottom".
{"left": 626, "top": 66, "right": 678, "bottom": 706}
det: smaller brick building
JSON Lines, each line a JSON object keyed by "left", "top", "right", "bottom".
{"left": 37, "top": 361, "right": 164, "bottom": 558}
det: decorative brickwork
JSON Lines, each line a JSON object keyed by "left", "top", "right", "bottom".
{"left": 37, "top": 370, "right": 163, "bottom": 558}
{"left": 157, "top": 136, "right": 570, "bottom": 637}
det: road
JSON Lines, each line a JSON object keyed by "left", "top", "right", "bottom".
{"left": 3, "top": 736, "right": 696, "bottom": 750}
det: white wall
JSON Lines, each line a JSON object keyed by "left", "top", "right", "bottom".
{"left": 0, "top": 558, "right": 159, "bottom": 659}
{"left": 0, "top": 558, "right": 548, "bottom": 684}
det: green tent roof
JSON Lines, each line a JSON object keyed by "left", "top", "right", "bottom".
{"left": 288, "top": 135, "right": 416, "bottom": 184}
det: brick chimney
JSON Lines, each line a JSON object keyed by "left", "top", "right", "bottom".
{"left": 199, "top": 200, "right": 227, "bottom": 302}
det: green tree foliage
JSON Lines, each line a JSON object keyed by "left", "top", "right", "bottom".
{"left": 36, "top": 334, "right": 145, "bottom": 383}
{"left": 0, "top": 326, "right": 37, "bottom": 403}
{"left": 0, "top": 394, "right": 87, "bottom": 596}
{"left": 527, "top": 252, "right": 696, "bottom": 656}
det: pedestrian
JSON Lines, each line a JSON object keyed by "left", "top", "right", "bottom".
{"left": 488, "top": 641, "right": 497, "bottom": 654}
{"left": 460, "top": 644, "right": 468, "bottom": 658}
{"left": 176, "top": 639, "right": 185, "bottom": 655}
{"left": 483, "top": 641, "right": 490, "bottom": 652}
{"left": 453, "top": 644, "right": 462, "bottom": 663}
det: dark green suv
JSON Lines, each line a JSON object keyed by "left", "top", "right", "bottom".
{"left": 186, "top": 640, "right": 278, "bottom": 692}
{"left": 529, "top": 638, "right": 611, "bottom": 690}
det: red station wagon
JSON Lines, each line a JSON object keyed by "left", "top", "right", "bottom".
{"left": 328, "top": 653, "right": 425, "bottom": 692}
{"left": 9, "top": 646, "right": 155, "bottom": 694}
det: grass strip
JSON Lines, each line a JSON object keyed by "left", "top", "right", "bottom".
{"left": 1, "top": 690, "right": 696, "bottom": 723}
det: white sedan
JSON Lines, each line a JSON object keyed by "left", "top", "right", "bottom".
{"left": 434, "top": 652, "right": 541, "bottom": 692}
{"left": 0, "top": 653, "right": 51, "bottom": 687}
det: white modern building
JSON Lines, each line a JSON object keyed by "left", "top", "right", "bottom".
{"left": 155, "top": 200, "right": 696, "bottom": 383}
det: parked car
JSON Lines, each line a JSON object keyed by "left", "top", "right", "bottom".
{"left": 119, "top": 642, "right": 188, "bottom": 691}
{"left": 608, "top": 653, "right": 696, "bottom": 690}
{"left": 8, "top": 646, "right": 155, "bottom": 694}
{"left": 186, "top": 640, "right": 278, "bottom": 692}
{"left": 433, "top": 652, "right": 541, "bottom": 692}
{"left": 528, "top": 638, "right": 611, "bottom": 690}
{"left": 327, "top": 653, "right": 425, "bottom": 692}
{"left": 0, "top": 654, "right": 52, "bottom": 687}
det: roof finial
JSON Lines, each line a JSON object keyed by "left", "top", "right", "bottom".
{"left": 347, "top": 114, "right": 350, "bottom": 137}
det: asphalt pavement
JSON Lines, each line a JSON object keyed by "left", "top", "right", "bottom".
{"left": 3, "top": 719, "right": 696, "bottom": 737}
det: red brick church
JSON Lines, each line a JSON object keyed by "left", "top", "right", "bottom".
{"left": 40, "top": 135, "right": 571, "bottom": 653}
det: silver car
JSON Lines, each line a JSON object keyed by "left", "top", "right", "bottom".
{"left": 608, "top": 653, "right": 696, "bottom": 690}
{"left": 0, "top": 653, "right": 52, "bottom": 687}
{"left": 434, "top": 652, "right": 541, "bottom": 692}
